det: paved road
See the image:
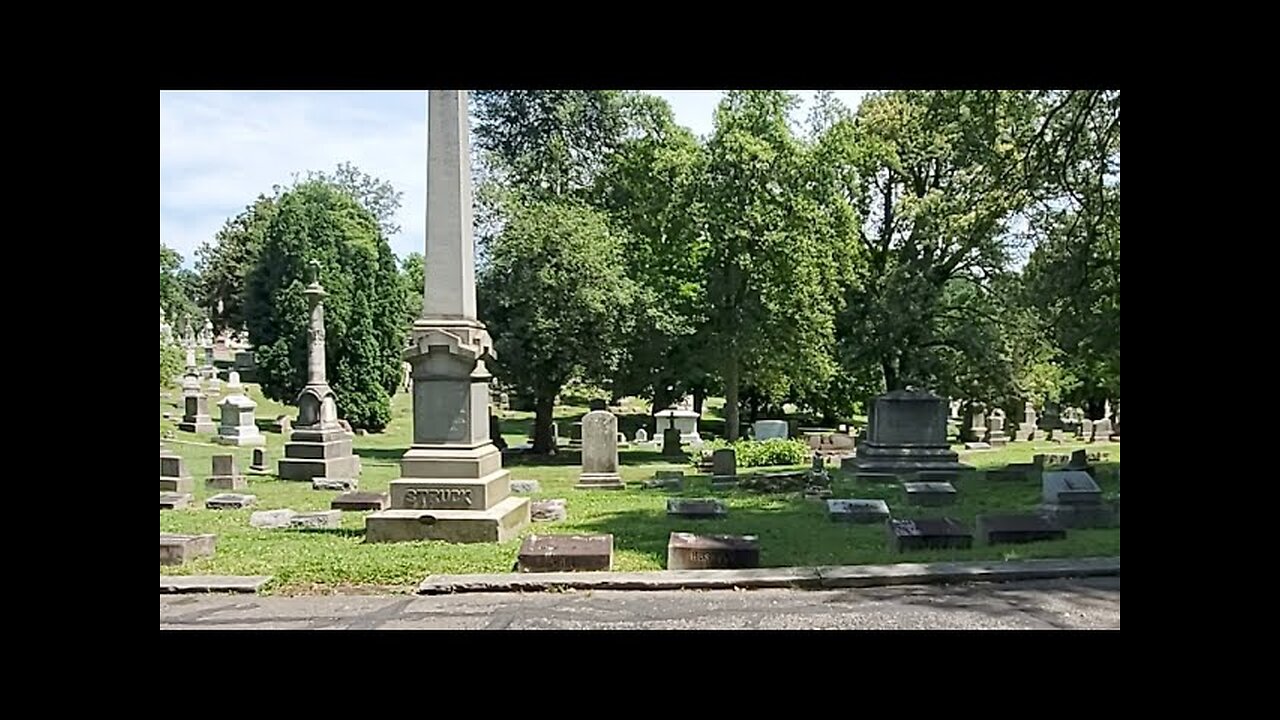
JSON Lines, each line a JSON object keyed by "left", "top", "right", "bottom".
{"left": 160, "top": 577, "right": 1118, "bottom": 629}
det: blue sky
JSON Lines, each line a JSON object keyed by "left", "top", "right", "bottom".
{"left": 159, "top": 90, "right": 871, "bottom": 267}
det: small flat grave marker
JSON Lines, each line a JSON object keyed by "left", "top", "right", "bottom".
{"left": 517, "top": 534, "right": 613, "bottom": 573}
{"left": 667, "top": 532, "right": 760, "bottom": 570}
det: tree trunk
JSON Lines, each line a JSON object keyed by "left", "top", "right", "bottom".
{"left": 532, "top": 392, "right": 557, "bottom": 455}
{"left": 724, "top": 357, "right": 740, "bottom": 441}
{"left": 882, "top": 358, "right": 899, "bottom": 392}
{"left": 692, "top": 387, "right": 705, "bottom": 416}
{"left": 1086, "top": 398, "right": 1106, "bottom": 421}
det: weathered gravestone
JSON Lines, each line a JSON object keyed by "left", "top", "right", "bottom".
{"left": 510, "top": 480, "right": 541, "bottom": 494}
{"left": 667, "top": 498, "right": 728, "bottom": 519}
{"left": 576, "top": 410, "right": 624, "bottom": 490}
{"left": 206, "top": 454, "right": 247, "bottom": 490}
{"left": 313, "top": 477, "right": 358, "bottom": 491}
{"left": 215, "top": 389, "right": 264, "bottom": 445}
{"left": 975, "top": 514, "right": 1067, "bottom": 545}
{"left": 634, "top": 427, "right": 649, "bottom": 443}
{"left": 1040, "top": 470, "right": 1113, "bottom": 528}
{"left": 249, "top": 447, "right": 268, "bottom": 473}
{"left": 753, "top": 419, "right": 788, "bottom": 441}
{"left": 667, "top": 532, "right": 760, "bottom": 570}
{"left": 985, "top": 410, "right": 1010, "bottom": 447}
{"left": 331, "top": 492, "right": 389, "bottom": 511}
{"left": 901, "top": 481, "right": 958, "bottom": 506}
{"left": 517, "top": 534, "right": 613, "bottom": 572}
{"left": 827, "top": 499, "right": 891, "bottom": 524}
{"left": 205, "top": 493, "right": 256, "bottom": 509}
{"left": 851, "top": 390, "right": 973, "bottom": 474}
{"left": 159, "top": 492, "right": 192, "bottom": 510}
{"left": 250, "top": 509, "right": 297, "bottom": 529}
{"left": 289, "top": 510, "right": 342, "bottom": 529}
{"left": 887, "top": 518, "right": 973, "bottom": 552}
{"left": 178, "top": 377, "right": 216, "bottom": 434}
{"left": 712, "top": 447, "right": 737, "bottom": 480}
{"left": 160, "top": 533, "right": 216, "bottom": 566}
{"left": 530, "top": 498, "right": 568, "bottom": 522}
{"left": 1014, "top": 402, "right": 1037, "bottom": 442}
{"left": 160, "top": 455, "right": 194, "bottom": 493}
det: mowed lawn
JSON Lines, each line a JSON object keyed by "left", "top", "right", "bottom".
{"left": 160, "top": 384, "right": 1120, "bottom": 595}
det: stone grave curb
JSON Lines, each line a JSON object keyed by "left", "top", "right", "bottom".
{"left": 417, "top": 556, "right": 1119, "bottom": 595}
{"left": 160, "top": 575, "right": 274, "bottom": 594}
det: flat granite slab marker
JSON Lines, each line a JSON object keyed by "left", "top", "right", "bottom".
{"left": 160, "top": 533, "right": 216, "bottom": 565}
{"left": 313, "top": 477, "right": 358, "bottom": 491}
{"left": 160, "top": 492, "right": 193, "bottom": 510}
{"left": 901, "top": 481, "right": 958, "bottom": 506}
{"left": 205, "top": 493, "right": 257, "bottom": 510}
{"left": 827, "top": 498, "right": 891, "bottom": 523}
{"left": 517, "top": 534, "right": 613, "bottom": 573}
{"left": 975, "top": 514, "right": 1067, "bottom": 545}
{"left": 159, "top": 575, "right": 273, "bottom": 594}
{"left": 666, "top": 498, "right": 728, "bottom": 519}
{"left": 667, "top": 532, "right": 760, "bottom": 570}
{"left": 887, "top": 518, "right": 973, "bottom": 552}
{"left": 331, "top": 492, "right": 389, "bottom": 511}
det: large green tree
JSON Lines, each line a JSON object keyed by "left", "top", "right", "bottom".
{"left": 591, "top": 93, "right": 707, "bottom": 410}
{"left": 477, "top": 199, "right": 636, "bottom": 453}
{"left": 198, "top": 163, "right": 402, "bottom": 334}
{"left": 698, "top": 90, "right": 858, "bottom": 439}
{"left": 244, "top": 181, "right": 405, "bottom": 430}
{"left": 160, "top": 243, "right": 202, "bottom": 328}
{"left": 830, "top": 90, "right": 1052, "bottom": 410}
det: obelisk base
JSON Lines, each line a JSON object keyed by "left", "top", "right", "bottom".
{"left": 365, "top": 497, "right": 530, "bottom": 543}
{"left": 278, "top": 427, "right": 361, "bottom": 481}
{"left": 364, "top": 443, "right": 530, "bottom": 543}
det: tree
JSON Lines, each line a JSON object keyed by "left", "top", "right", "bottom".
{"left": 473, "top": 91, "right": 628, "bottom": 202}
{"left": 400, "top": 251, "right": 424, "bottom": 326}
{"left": 830, "top": 91, "right": 1053, "bottom": 409}
{"left": 160, "top": 243, "right": 201, "bottom": 328}
{"left": 477, "top": 198, "right": 636, "bottom": 453}
{"left": 160, "top": 336, "right": 183, "bottom": 387}
{"left": 198, "top": 163, "right": 404, "bottom": 334}
{"left": 197, "top": 193, "right": 279, "bottom": 333}
{"left": 698, "top": 90, "right": 859, "bottom": 440}
{"left": 244, "top": 181, "right": 405, "bottom": 430}
{"left": 591, "top": 93, "right": 707, "bottom": 411}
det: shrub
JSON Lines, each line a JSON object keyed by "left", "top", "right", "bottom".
{"left": 160, "top": 338, "right": 183, "bottom": 387}
{"left": 693, "top": 437, "right": 810, "bottom": 468}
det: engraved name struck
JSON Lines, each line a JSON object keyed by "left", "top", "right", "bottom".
{"left": 403, "top": 488, "right": 474, "bottom": 508}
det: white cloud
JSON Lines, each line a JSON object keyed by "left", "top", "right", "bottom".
{"left": 160, "top": 90, "right": 876, "bottom": 268}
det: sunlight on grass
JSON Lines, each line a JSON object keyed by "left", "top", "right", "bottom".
{"left": 161, "top": 383, "right": 1119, "bottom": 595}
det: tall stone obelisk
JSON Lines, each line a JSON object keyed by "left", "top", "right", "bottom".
{"left": 278, "top": 261, "right": 361, "bottom": 480}
{"left": 366, "top": 90, "right": 530, "bottom": 544}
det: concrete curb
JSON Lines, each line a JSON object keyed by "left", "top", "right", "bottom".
{"left": 160, "top": 575, "right": 273, "bottom": 594}
{"left": 417, "top": 557, "right": 1119, "bottom": 595}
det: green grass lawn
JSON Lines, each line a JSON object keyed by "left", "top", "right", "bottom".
{"left": 160, "top": 383, "right": 1120, "bottom": 595}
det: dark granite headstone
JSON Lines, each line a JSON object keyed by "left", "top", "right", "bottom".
{"left": 976, "top": 514, "right": 1066, "bottom": 545}
{"left": 517, "top": 534, "right": 613, "bottom": 572}
{"left": 667, "top": 532, "right": 760, "bottom": 570}
{"left": 887, "top": 518, "right": 973, "bottom": 552}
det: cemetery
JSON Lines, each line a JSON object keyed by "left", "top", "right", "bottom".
{"left": 160, "top": 89, "right": 1120, "bottom": 597}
